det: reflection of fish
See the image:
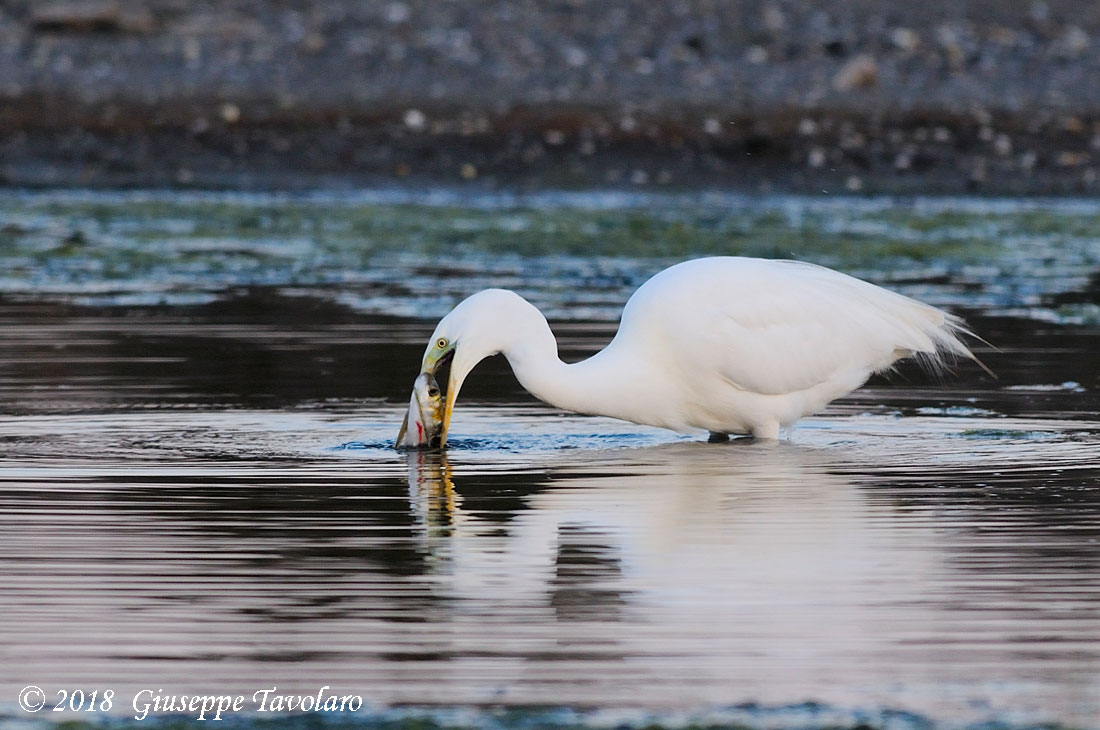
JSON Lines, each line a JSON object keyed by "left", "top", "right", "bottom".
{"left": 395, "top": 373, "right": 445, "bottom": 449}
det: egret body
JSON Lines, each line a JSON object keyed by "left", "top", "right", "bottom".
{"left": 414, "top": 257, "right": 981, "bottom": 446}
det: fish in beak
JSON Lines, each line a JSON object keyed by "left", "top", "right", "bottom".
{"left": 404, "top": 332, "right": 469, "bottom": 449}
{"left": 395, "top": 372, "right": 445, "bottom": 450}
{"left": 421, "top": 344, "right": 460, "bottom": 449}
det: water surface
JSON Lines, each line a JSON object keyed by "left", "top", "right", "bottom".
{"left": 0, "top": 192, "right": 1098, "bottom": 729}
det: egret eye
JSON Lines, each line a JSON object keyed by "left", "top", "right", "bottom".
{"left": 436, "top": 338, "right": 448, "bottom": 349}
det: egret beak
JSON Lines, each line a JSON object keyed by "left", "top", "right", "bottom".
{"left": 439, "top": 367, "right": 457, "bottom": 449}
{"left": 423, "top": 347, "right": 458, "bottom": 448}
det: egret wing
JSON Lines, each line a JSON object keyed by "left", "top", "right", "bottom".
{"left": 641, "top": 259, "right": 967, "bottom": 396}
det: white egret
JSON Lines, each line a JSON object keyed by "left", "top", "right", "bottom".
{"left": 410, "top": 257, "right": 985, "bottom": 446}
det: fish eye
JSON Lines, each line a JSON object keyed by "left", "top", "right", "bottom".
{"left": 427, "top": 386, "right": 440, "bottom": 397}
{"left": 436, "top": 338, "right": 448, "bottom": 349}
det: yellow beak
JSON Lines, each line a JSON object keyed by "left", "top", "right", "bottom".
{"left": 423, "top": 346, "right": 459, "bottom": 449}
{"left": 439, "top": 367, "right": 457, "bottom": 448}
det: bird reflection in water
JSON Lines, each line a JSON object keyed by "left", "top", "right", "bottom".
{"left": 402, "top": 449, "right": 629, "bottom": 626}
{"left": 405, "top": 450, "right": 457, "bottom": 541}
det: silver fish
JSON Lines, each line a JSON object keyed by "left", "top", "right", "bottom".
{"left": 395, "top": 372, "right": 445, "bottom": 449}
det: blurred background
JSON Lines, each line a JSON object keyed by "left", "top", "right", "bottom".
{"left": 3, "top": 0, "right": 1100, "bottom": 193}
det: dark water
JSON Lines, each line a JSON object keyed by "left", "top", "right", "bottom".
{"left": 1, "top": 192, "right": 1099, "bottom": 729}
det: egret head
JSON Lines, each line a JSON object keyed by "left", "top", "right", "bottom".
{"left": 419, "top": 289, "right": 533, "bottom": 447}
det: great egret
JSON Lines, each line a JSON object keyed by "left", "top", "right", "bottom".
{"left": 406, "top": 257, "right": 984, "bottom": 447}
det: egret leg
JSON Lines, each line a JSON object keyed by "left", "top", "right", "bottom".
{"left": 751, "top": 422, "right": 780, "bottom": 440}
{"left": 707, "top": 431, "right": 730, "bottom": 443}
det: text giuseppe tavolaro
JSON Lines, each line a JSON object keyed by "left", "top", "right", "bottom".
{"left": 19, "top": 686, "right": 366, "bottom": 720}
{"left": 133, "top": 687, "right": 363, "bottom": 720}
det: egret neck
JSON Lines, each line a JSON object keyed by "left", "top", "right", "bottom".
{"left": 502, "top": 325, "right": 651, "bottom": 424}
{"left": 424, "top": 289, "right": 666, "bottom": 440}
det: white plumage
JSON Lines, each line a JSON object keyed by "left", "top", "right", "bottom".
{"left": 417, "top": 256, "right": 981, "bottom": 443}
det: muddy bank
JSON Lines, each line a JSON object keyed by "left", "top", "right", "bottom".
{"left": 4, "top": 0, "right": 1100, "bottom": 192}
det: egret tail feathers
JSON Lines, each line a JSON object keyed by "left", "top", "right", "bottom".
{"left": 906, "top": 310, "right": 995, "bottom": 379}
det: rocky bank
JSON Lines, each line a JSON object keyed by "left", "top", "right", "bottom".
{"left": 4, "top": 0, "right": 1100, "bottom": 192}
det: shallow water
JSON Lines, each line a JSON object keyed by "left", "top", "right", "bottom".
{"left": 0, "top": 192, "right": 1099, "bottom": 729}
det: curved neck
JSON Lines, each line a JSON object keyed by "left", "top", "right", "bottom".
{"left": 498, "top": 316, "right": 639, "bottom": 422}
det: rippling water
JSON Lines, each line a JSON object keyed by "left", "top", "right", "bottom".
{"left": 1, "top": 192, "right": 1099, "bottom": 730}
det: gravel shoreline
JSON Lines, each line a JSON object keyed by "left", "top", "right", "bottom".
{"left": 4, "top": 0, "right": 1100, "bottom": 193}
